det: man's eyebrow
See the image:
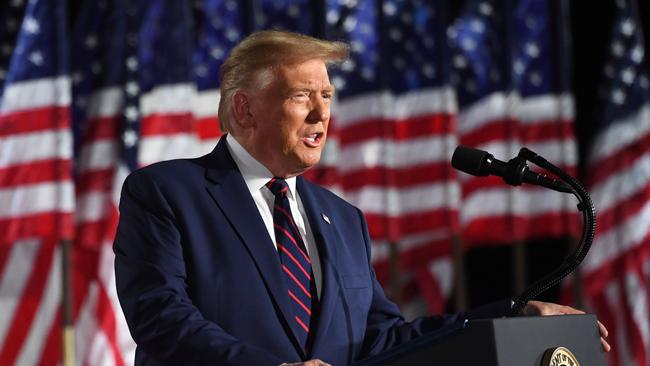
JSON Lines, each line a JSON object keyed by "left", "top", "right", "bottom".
{"left": 287, "top": 86, "right": 336, "bottom": 93}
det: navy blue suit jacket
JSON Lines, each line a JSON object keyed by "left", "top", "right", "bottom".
{"left": 114, "top": 136, "right": 511, "bottom": 365}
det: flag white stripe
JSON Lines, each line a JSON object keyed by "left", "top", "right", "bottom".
{"left": 197, "top": 139, "right": 220, "bottom": 156}
{"left": 429, "top": 257, "right": 454, "bottom": 298}
{"left": 590, "top": 152, "right": 650, "bottom": 213}
{"left": 0, "top": 130, "right": 73, "bottom": 168}
{"left": 345, "top": 183, "right": 460, "bottom": 216}
{"left": 460, "top": 187, "right": 577, "bottom": 223}
{"left": 0, "top": 182, "right": 75, "bottom": 218}
{"left": 99, "top": 240, "right": 136, "bottom": 364}
{"left": 76, "top": 192, "right": 111, "bottom": 223}
{"left": 86, "top": 88, "right": 123, "bottom": 119}
{"left": 371, "top": 228, "right": 455, "bottom": 263}
{"left": 0, "top": 239, "right": 41, "bottom": 348}
{"left": 193, "top": 90, "right": 220, "bottom": 118}
{"left": 457, "top": 92, "right": 574, "bottom": 134}
{"left": 15, "top": 246, "right": 61, "bottom": 366}
{"left": 317, "top": 137, "right": 340, "bottom": 167}
{"left": 78, "top": 140, "right": 120, "bottom": 172}
{"left": 605, "top": 282, "right": 635, "bottom": 365}
{"left": 626, "top": 271, "right": 650, "bottom": 349}
{"left": 588, "top": 104, "right": 650, "bottom": 165}
{"left": 139, "top": 134, "right": 200, "bottom": 166}
{"left": 334, "top": 87, "right": 457, "bottom": 126}
{"left": 338, "top": 135, "right": 456, "bottom": 172}
{"left": 140, "top": 83, "right": 196, "bottom": 116}
{"left": 87, "top": 327, "right": 117, "bottom": 366}
{"left": 75, "top": 282, "right": 100, "bottom": 366}
{"left": 85, "top": 85, "right": 221, "bottom": 120}
{"left": 0, "top": 76, "right": 71, "bottom": 113}
{"left": 139, "top": 84, "right": 221, "bottom": 118}
{"left": 582, "top": 200, "right": 650, "bottom": 274}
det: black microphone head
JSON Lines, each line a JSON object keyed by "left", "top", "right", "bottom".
{"left": 451, "top": 145, "right": 491, "bottom": 177}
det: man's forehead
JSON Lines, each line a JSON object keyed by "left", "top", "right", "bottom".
{"left": 278, "top": 61, "right": 331, "bottom": 83}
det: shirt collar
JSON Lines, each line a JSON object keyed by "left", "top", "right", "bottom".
{"left": 226, "top": 133, "right": 297, "bottom": 198}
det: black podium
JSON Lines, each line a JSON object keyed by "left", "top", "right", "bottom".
{"left": 356, "top": 314, "right": 605, "bottom": 365}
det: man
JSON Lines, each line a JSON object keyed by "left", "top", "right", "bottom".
{"left": 114, "top": 30, "right": 608, "bottom": 366}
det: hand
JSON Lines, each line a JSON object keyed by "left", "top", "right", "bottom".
{"left": 521, "top": 300, "right": 611, "bottom": 352}
{"left": 280, "top": 360, "right": 331, "bottom": 366}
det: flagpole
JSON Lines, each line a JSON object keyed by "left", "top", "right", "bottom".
{"left": 61, "top": 239, "right": 74, "bottom": 366}
{"left": 452, "top": 234, "right": 468, "bottom": 312}
{"left": 512, "top": 240, "right": 527, "bottom": 296}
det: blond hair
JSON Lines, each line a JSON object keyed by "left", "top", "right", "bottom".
{"left": 218, "top": 30, "right": 349, "bottom": 133}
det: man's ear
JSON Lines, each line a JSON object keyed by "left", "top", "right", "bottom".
{"left": 232, "top": 91, "right": 254, "bottom": 128}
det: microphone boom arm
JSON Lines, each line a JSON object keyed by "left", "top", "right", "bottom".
{"left": 509, "top": 148, "right": 596, "bottom": 315}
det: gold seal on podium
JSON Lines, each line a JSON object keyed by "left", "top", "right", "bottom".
{"left": 541, "top": 347, "right": 580, "bottom": 366}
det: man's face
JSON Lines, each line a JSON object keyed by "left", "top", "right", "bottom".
{"left": 246, "top": 58, "right": 333, "bottom": 178}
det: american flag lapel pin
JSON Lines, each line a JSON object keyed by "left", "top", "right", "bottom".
{"left": 322, "top": 213, "right": 331, "bottom": 224}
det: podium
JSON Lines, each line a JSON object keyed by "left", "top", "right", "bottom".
{"left": 356, "top": 314, "right": 605, "bottom": 366}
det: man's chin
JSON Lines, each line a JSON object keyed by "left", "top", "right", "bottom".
{"left": 289, "top": 155, "right": 321, "bottom": 176}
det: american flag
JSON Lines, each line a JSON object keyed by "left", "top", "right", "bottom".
{"left": 578, "top": 0, "right": 650, "bottom": 364}
{"left": 449, "top": 0, "right": 580, "bottom": 247}
{"left": 0, "top": 0, "right": 74, "bottom": 365}
{"left": 70, "top": 0, "right": 242, "bottom": 364}
{"left": 316, "top": 0, "right": 460, "bottom": 315}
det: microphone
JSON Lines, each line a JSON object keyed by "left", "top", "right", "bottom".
{"left": 451, "top": 145, "right": 573, "bottom": 193}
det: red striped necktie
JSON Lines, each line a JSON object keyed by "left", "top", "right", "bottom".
{"left": 266, "top": 178, "right": 317, "bottom": 351}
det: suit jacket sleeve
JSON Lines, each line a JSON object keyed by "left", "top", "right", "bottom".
{"left": 113, "top": 169, "right": 284, "bottom": 366}
{"left": 356, "top": 208, "right": 512, "bottom": 359}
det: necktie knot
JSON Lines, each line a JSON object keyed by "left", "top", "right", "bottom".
{"left": 267, "top": 178, "right": 289, "bottom": 198}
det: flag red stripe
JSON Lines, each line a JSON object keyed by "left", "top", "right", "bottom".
{"left": 0, "top": 159, "right": 73, "bottom": 187}
{"left": 302, "top": 167, "right": 339, "bottom": 187}
{"left": 339, "top": 114, "right": 455, "bottom": 144}
{"left": 75, "top": 218, "right": 119, "bottom": 250}
{"left": 0, "top": 107, "right": 70, "bottom": 136}
{"left": 95, "top": 282, "right": 127, "bottom": 366}
{"left": 140, "top": 114, "right": 195, "bottom": 136}
{"left": 79, "top": 117, "right": 121, "bottom": 142}
{"left": 76, "top": 168, "right": 116, "bottom": 192}
{"left": 619, "top": 270, "right": 649, "bottom": 365}
{"left": 460, "top": 214, "right": 581, "bottom": 247}
{"left": 0, "top": 214, "right": 75, "bottom": 246}
{"left": 459, "top": 118, "right": 574, "bottom": 146}
{"left": 35, "top": 307, "right": 62, "bottom": 366}
{"left": 581, "top": 241, "right": 650, "bottom": 295}
{"left": 364, "top": 209, "right": 459, "bottom": 239}
{"left": 0, "top": 242, "right": 56, "bottom": 365}
{"left": 595, "top": 186, "right": 650, "bottom": 235}
{"left": 195, "top": 117, "right": 221, "bottom": 139}
{"left": 587, "top": 130, "right": 650, "bottom": 186}
{"left": 341, "top": 163, "right": 456, "bottom": 190}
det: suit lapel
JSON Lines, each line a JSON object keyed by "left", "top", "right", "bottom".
{"left": 204, "top": 137, "right": 306, "bottom": 355}
{"left": 296, "top": 177, "right": 343, "bottom": 355}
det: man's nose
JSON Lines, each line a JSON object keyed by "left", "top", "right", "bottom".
{"left": 307, "top": 96, "right": 329, "bottom": 122}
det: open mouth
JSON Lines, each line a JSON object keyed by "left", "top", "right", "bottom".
{"left": 303, "top": 132, "right": 324, "bottom": 147}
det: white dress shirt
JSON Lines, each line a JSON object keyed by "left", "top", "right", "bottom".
{"left": 225, "top": 134, "right": 322, "bottom": 298}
